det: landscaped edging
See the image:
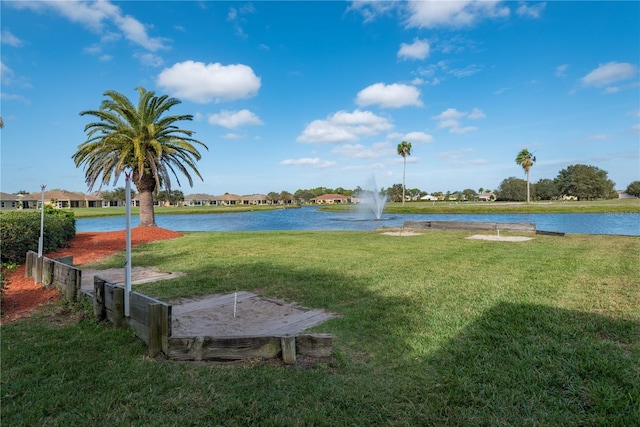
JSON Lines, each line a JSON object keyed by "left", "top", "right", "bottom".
{"left": 89, "top": 275, "right": 332, "bottom": 364}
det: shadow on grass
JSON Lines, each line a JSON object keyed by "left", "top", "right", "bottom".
{"left": 419, "top": 302, "right": 639, "bottom": 426}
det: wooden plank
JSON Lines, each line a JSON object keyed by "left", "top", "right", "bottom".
{"left": 42, "top": 258, "right": 54, "bottom": 287}
{"left": 112, "top": 287, "right": 125, "bottom": 328}
{"left": 168, "top": 336, "right": 280, "bottom": 361}
{"left": 93, "top": 277, "right": 106, "bottom": 321}
{"left": 64, "top": 268, "right": 78, "bottom": 301}
{"left": 25, "top": 251, "right": 36, "bottom": 278}
{"left": 281, "top": 335, "right": 296, "bottom": 364}
{"left": 148, "top": 304, "right": 163, "bottom": 357}
{"left": 297, "top": 334, "right": 333, "bottom": 358}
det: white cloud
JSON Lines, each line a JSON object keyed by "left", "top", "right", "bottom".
{"left": 9, "top": 0, "right": 167, "bottom": 51}
{"left": 468, "top": 107, "right": 486, "bottom": 119}
{"left": 405, "top": 0, "right": 510, "bottom": 28}
{"left": 355, "top": 83, "right": 422, "bottom": 108}
{"left": 208, "top": 109, "right": 264, "bottom": 128}
{"left": 398, "top": 38, "right": 430, "bottom": 60}
{"left": 280, "top": 158, "right": 336, "bottom": 168}
{"left": 332, "top": 142, "right": 395, "bottom": 159}
{"left": 222, "top": 133, "right": 242, "bottom": 140}
{"left": 1, "top": 30, "right": 23, "bottom": 47}
{"left": 516, "top": 1, "right": 546, "bottom": 18}
{"left": 433, "top": 107, "right": 485, "bottom": 133}
{"left": 394, "top": 131, "right": 434, "bottom": 143}
{"left": 133, "top": 52, "right": 163, "bottom": 67}
{"left": 297, "top": 110, "right": 393, "bottom": 143}
{"left": 157, "top": 61, "right": 261, "bottom": 103}
{"left": 581, "top": 62, "right": 638, "bottom": 87}
{"left": 555, "top": 64, "right": 569, "bottom": 77}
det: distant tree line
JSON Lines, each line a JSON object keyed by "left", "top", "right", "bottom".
{"left": 497, "top": 164, "right": 621, "bottom": 201}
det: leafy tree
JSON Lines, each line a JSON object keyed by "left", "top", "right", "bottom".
{"left": 267, "top": 192, "right": 280, "bottom": 203}
{"left": 534, "top": 178, "right": 560, "bottom": 200}
{"left": 626, "top": 181, "right": 640, "bottom": 197}
{"left": 384, "top": 184, "right": 405, "bottom": 203}
{"left": 497, "top": 177, "right": 530, "bottom": 201}
{"left": 462, "top": 188, "right": 477, "bottom": 201}
{"left": 157, "top": 190, "right": 184, "bottom": 205}
{"left": 554, "top": 164, "right": 615, "bottom": 200}
{"left": 73, "top": 87, "right": 208, "bottom": 226}
{"left": 515, "top": 148, "right": 536, "bottom": 203}
{"left": 397, "top": 141, "right": 412, "bottom": 206}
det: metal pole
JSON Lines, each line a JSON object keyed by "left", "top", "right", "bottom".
{"left": 125, "top": 173, "right": 132, "bottom": 317}
{"left": 38, "top": 184, "right": 46, "bottom": 257}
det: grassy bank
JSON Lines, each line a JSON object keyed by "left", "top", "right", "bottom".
{"left": 2, "top": 230, "right": 639, "bottom": 425}
{"left": 330, "top": 198, "right": 640, "bottom": 214}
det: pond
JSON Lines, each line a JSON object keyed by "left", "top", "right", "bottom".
{"left": 77, "top": 207, "right": 640, "bottom": 236}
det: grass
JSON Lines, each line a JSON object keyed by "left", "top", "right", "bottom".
{"left": 2, "top": 230, "right": 639, "bottom": 426}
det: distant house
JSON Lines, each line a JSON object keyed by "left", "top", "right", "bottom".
{"left": 420, "top": 194, "right": 439, "bottom": 201}
{"left": 184, "top": 193, "right": 216, "bottom": 206}
{"left": 211, "top": 193, "right": 242, "bottom": 206}
{"left": 310, "top": 193, "right": 352, "bottom": 204}
{"left": 617, "top": 190, "right": 636, "bottom": 199}
{"left": 242, "top": 194, "right": 269, "bottom": 205}
{"left": 478, "top": 192, "right": 496, "bottom": 202}
{"left": 27, "top": 190, "right": 103, "bottom": 208}
{"left": 0, "top": 192, "right": 20, "bottom": 209}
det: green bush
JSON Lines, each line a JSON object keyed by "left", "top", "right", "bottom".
{"left": 0, "top": 207, "right": 76, "bottom": 264}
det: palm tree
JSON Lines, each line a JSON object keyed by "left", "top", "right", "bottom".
{"left": 397, "top": 141, "right": 412, "bottom": 206}
{"left": 515, "top": 148, "right": 536, "bottom": 203}
{"left": 73, "top": 87, "right": 208, "bottom": 226}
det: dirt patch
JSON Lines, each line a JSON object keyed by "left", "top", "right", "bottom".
{"left": 380, "top": 231, "right": 423, "bottom": 236}
{"left": 466, "top": 234, "right": 533, "bottom": 242}
{"left": 1, "top": 226, "right": 183, "bottom": 324}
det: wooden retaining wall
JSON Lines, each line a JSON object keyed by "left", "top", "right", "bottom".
{"left": 25, "top": 251, "right": 81, "bottom": 301}
{"left": 403, "top": 221, "right": 536, "bottom": 232}
{"left": 90, "top": 275, "right": 332, "bottom": 363}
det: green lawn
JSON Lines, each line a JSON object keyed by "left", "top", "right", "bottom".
{"left": 2, "top": 230, "right": 639, "bottom": 426}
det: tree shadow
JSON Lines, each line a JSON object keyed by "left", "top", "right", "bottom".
{"left": 418, "top": 302, "right": 639, "bottom": 425}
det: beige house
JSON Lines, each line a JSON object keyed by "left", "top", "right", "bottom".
{"left": 310, "top": 193, "right": 352, "bottom": 204}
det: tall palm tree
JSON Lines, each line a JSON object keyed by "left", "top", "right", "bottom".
{"left": 515, "top": 148, "right": 536, "bottom": 203}
{"left": 73, "top": 87, "right": 208, "bottom": 226}
{"left": 397, "top": 140, "right": 412, "bottom": 206}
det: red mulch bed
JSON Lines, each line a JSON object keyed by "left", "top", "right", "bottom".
{"left": 1, "top": 227, "right": 183, "bottom": 324}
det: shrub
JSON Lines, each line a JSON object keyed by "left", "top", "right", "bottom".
{"left": 0, "top": 207, "right": 76, "bottom": 264}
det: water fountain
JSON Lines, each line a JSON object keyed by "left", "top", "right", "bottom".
{"left": 356, "top": 176, "right": 388, "bottom": 220}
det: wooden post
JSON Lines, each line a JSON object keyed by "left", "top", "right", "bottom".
{"left": 64, "top": 268, "right": 77, "bottom": 301}
{"left": 281, "top": 335, "right": 296, "bottom": 365}
{"left": 25, "top": 252, "right": 35, "bottom": 278}
{"left": 113, "top": 287, "right": 125, "bottom": 328}
{"left": 93, "top": 277, "right": 106, "bottom": 321}
{"left": 148, "top": 304, "right": 163, "bottom": 357}
{"left": 35, "top": 256, "right": 43, "bottom": 285}
{"left": 43, "top": 259, "right": 54, "bottom": 287}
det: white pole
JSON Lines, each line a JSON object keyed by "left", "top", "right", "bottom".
{"left": 234, "top": 291, "right": 237, "bottom": 318}
{"left": 125, "top": 173, "right": 132, "bottom": 317}
{"left": 37, "top": 184, "right": 46, "bottom": 257}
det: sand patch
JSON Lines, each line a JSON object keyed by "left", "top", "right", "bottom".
{"left": 380, "top": 231, "right": 423, "bottom": 236}
{"left": 466, "top": 234, "right": 533, "bottom": 242}
{"left": 80, "top": 266, "right": 186, "bottom": 292}
{"left": 170, "top": 292, "right": 338, "bottom": 337}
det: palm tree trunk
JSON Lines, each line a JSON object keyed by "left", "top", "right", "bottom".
{"left": 402, "top": 156, "right": 406, "bottom": 206}
{"left": 134, "top": 171, "right": 157, "bottom": 227}
{"left": 526, "top": 169, "right": 530, "bottom": 204}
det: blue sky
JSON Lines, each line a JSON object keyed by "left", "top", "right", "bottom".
{"left": 1, "top": 1, "right": 639, "bottom": 196}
